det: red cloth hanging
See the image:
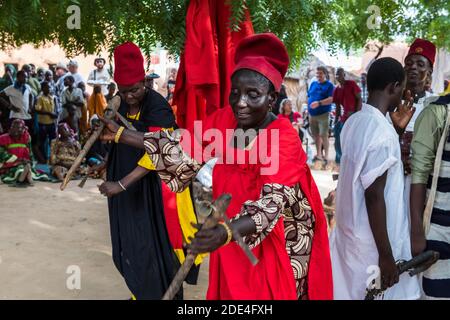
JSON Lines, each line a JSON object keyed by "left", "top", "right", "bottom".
{"left": 175, "top": 0, "right": 333, "bottom": 300}
{"left": 173, "top": 0, "right": 254, "bottom": 131}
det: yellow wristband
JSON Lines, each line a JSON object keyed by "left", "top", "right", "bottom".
{"left": 219, "top": 221, "right": 233, "bottom": 246}
{"left": 114, "top": 126, "right": 125, "bottom": 143}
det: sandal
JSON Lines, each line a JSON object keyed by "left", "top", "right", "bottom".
{"left": 313, "top": 156, "right": 324, "bottom": 162}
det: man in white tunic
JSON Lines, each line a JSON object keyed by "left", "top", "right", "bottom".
{"left": 330, "top": 57, "right": 421, "bottom": 300}
{"left": 87, "top": 57, "right": 111, "bottom": 96}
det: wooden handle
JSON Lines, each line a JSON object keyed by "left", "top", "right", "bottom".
{"left": 162, "top": 193, "right": 231, "bottom": 300}
{"left": 116, "top": 112, "right": 136, "bottom": 131}
{"left": 60, "top": 96, "right": 121, "bottom": 191}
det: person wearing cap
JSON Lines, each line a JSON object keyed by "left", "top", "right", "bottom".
{"left": 55, "top": 62, "right": 68, "bottom": 81}
{"left": 87, "top": 57, "right": 111, "bottom": 96}
{"left": 54, "top": 62, "right": 68, "bottom": 93}
{"left": 388, "top": 40, "right": 436, "bottom": 245}
{"left": 391, "top": 39, "right": 437, "bottom": 174}
{"left": 55, "top": 59, "right": 85, "bottom": 90}
{"left": 386, "top": 38, "right": 437, "bottom": 269}
{"left": 409, "top": 40, "right": 450, "bottom": 299}
{"left": 66, "top": 60, "right": 86, "bottom": 87}
{"left": 144, "top": 73, "right": 160, "bottom": 91}
{"left": 95, "top": 42, "right": 201, "bottom": 300}
{"left": 100, "top": 33, "right": 333, "bottom": 300}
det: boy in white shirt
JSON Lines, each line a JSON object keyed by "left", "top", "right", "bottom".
{"left": 330, "top": 57, "right": 421, "bottom": 300}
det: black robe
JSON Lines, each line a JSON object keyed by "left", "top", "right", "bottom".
{"left": 106, "top": 89, "right": 180, "bottom": 299}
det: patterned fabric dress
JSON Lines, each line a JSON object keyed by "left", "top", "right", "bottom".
{"left": 50, "top": 138, "right": 81, "bottom": 176}
{"left": 0, "top": 131, "right": 48, "bottom": 183}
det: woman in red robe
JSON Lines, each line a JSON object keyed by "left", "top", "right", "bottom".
{"left": 100, "top": 33, "right": 332, "bottom": 300}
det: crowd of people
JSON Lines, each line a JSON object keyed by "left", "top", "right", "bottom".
{"left": 0, "top": 58, "right": 175, "bottom": 186}
{"left": 268, "top": 63, "right": 365, "bottom": 171}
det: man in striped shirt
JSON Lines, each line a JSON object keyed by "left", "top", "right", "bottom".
{"left": 411, "top": 93, "right": 450, "bottom": 299}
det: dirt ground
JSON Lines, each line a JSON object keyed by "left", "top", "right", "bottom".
{"left": 0, "top": 166, "right": 336, "bottom": 300}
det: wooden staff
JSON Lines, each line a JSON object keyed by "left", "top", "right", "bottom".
{"left": 162, "top": 193, "right": 232, "bottom": 300}
{"left": 60, "top": 95, "right": 121, "bottom": 190}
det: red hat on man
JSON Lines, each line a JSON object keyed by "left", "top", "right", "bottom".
{"left": 114, "top": 42, "right": 145, "bottom": 86}
{"left": 405, "top": 38, "right": 436, "bottom": 67}
{"left": 233, "top": 33, "right": 290, "bottom": 92}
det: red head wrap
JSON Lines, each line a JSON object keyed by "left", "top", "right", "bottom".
{"left": 113, "top": 42, "right": 146, "bottom": 86}
{"left": 233, "top": 33, "right": 290, "bottom": 91}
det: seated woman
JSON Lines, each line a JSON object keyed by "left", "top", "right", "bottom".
{"left": 0, "top": 119, "right": 48, "bottom": 186}
{"left": 99, "top": 33, "right": 332, "bottom": 300}
{"left": 278, "top": 98, "right": 303, "bottom": 139}
{"left": 60, "top": 103, "right": 80, "bottom": 138}
{"left": 50, "top": 123, "right": 81, "bottom": 181}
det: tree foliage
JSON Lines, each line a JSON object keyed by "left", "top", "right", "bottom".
{"left": 0, "top": 0, "right": 188, "bottom": 60}
{"left": 239, "top": 0, "right": 449, "bottom": 65}
{"left": 0, "top": 0, "right": 448, "bottom": 66}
